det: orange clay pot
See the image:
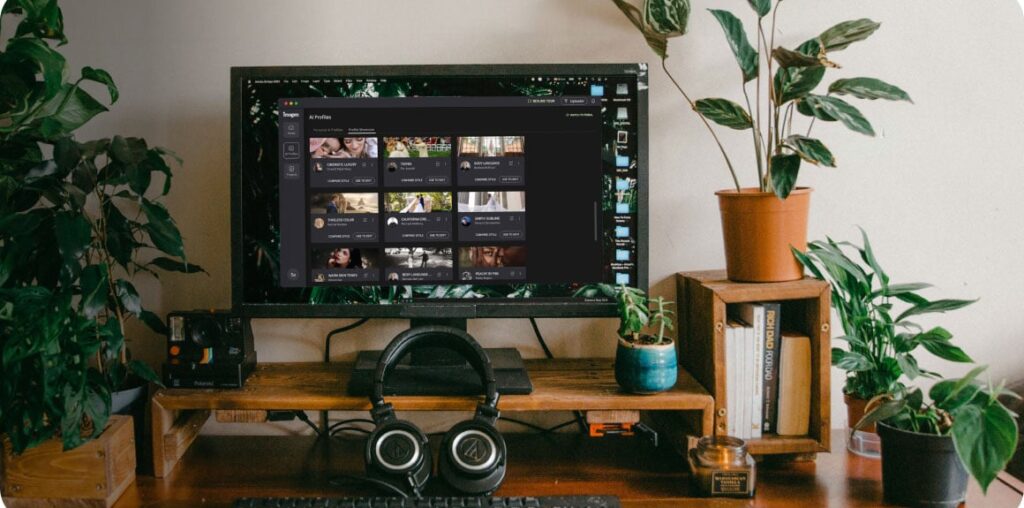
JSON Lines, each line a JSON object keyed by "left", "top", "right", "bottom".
{"left": 716, "top": 187, "right": 811, "bottom": 283}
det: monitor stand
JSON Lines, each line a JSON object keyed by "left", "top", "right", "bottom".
{"left": 346, "top": 318, "right": 534, "bottom": 396}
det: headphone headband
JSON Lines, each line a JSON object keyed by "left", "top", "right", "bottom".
{"left": 371, "top": 325, "right": 499, "bottom": 412}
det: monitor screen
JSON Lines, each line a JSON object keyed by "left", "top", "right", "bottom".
{"left": 231, "top": 65, "right": 647, "bottom": 317}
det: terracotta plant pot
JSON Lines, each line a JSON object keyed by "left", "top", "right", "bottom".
{"left": 716, "top": 187, "right": 811, "bottom": 282}
{"left": 845, "top": 393, "right": 875, "bottom": 433}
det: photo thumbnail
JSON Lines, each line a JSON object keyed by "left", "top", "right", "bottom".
{"left": 458, "top": 246, "right": 527, "bottom": 268}
{"left": 383, "top": 137, "right": 452, "bottom": 158}
{"left": 457, "top": 191, "right": 525, "bottom": 213}
{"left": 457, "top": 136, "right": 525, "bottom": 157}
{"left": 309, "top": 137, "right": 378, "bottom": 159}
{"left": 385, "top": 192, "right": 452, "bottom": 213}
{"left": 312, "top": 247, "right": 379, "bottom": 269}
{"left": 310, "top": 192, "right": 378, "bottom": 215}
{"left": 384, "top": 247, "right": 454, "bottom": 269}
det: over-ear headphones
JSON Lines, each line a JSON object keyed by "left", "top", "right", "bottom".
{"left": 365, "top": 325, "right": 507, "bottom": 496}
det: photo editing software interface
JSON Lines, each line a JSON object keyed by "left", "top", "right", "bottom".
{"left": 239, "top": 71, "right": 641, "bottom": 304}
{"left": 278, "top": 93, "right": 637, "bottom": 289}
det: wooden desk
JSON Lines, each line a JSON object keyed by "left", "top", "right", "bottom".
{"left": 117, "top": 432, "right": 1023, "bottom": 507}
{"left": 151, "top": 359, "right": 715, "bottom": 477}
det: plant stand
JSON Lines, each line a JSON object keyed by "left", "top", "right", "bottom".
{"left": 0, "top": 415, "right": 136, "bottom": 507}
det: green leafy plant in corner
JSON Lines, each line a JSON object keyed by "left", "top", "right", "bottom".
{"left": 613, "top": 0, "right": 912, "bottom": 198}
{"left": 616, "top": 285, "right": 674, "bottom": 345}
{"left": 0, "top": 0, "right": 203, "bottom": 453}
{"left": 793, "top": 229, "right": 976, "bottom": 401}
{"left": 856, "top": 366, "right": 1020, "bottom": 493}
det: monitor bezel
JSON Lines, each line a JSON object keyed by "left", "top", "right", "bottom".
{"left": 231, "top": 64, "right": 649, "bottom": 318}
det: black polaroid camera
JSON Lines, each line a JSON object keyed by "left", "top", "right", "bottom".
{"left": 163, "top": 310, "right": 257, "bottom": 388}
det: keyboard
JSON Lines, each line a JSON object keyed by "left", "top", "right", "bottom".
{"left": 235, "top": 496, "right": 620, "bottom": 507}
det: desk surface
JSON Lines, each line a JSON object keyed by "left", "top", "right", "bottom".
{"left": 116, "top": 431, "right": 1022, "bottom": 507}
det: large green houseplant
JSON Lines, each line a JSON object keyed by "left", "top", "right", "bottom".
{"left": 0, "top": 0, "right": 201, "bottom": 454}
{"left": 793, "top": 230, "right": 976, "bottom": 455}
{"left": 857, "top": 366, "right": 1019, "bottom": 505}
{"left": 613, "top": 0, "right": 912, "bottom": 282}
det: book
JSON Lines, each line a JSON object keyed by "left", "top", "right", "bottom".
{"left": 734, "top": 303, "right": 765, "bottom": 439}
{"left": 777, "top": 332, "right": 812, "bottom": 436}
{"left": 725, "top": 321, "right": 743, "bottom": 438}
{"left": 761, "top": 302, "right": 781, "bottom": 434}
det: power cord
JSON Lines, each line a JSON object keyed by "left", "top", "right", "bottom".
{"left": 528, "top": 318, "right": 589, "bottom": 434}
{"left": 320, "top": 319, "right": 371, "bottom": 435}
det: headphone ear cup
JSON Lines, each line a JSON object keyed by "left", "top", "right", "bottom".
{"left": 439, "top": 419, "right": 506, "bottom": 495}
{"left": 365, "top": 419, "right": 432, "bottom": 495}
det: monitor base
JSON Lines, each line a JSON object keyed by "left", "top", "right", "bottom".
{"left": 347, "top": 347, "right": 534, "bottom": 396}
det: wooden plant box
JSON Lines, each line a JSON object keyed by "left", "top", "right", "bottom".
{"left": 677, "top": 270, "right": 831, "bottom": 458}
{"left": 1, "top": 415, "right": 136, "bottom": 507}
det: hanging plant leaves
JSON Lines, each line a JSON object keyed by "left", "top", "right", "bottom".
{"left": 709, "top": 9, "right": 758, "bottom": 82}
{"left": 770, "top": 154, "right": 801, "bottom": 199}
{"left": 81, "top": 66, "right": 118, "bottom": 104}
{"left": 79, "top": 264, "right": 108, "bottom": 318}
{"left": 694, "top": 98, "right": 752, "bottom": 130}
{"left": 829, "top": 77, "right": 913, "bottom": 102}
{"left": 784, "top": 135, "right": 836, "bottom": 167}
{"left": 772, "top": 47, "right": 822, "bottom": 68}
{"left": 644, "top": 0, "right": 691, "bottom": 36}
{"left": 746, "top": 0, "right": 771, "bottom": 18}
{"left": 819, "top": 19, "right": 881, "bottom": 52}
{"left": 798, "top": 95, "right": 875, "bottom": 136}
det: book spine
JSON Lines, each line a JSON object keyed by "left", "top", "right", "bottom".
{"left": 762, "top": 303, "right": 782, "bottom": 434}
{"left": 726, "top": 325, "right": 737, "bottom": 438}
{"left": 741, "top": 325, "right": 751, "bottom": 439}
{"left": 750, "top": 306, "right": 764, "bottom": 439}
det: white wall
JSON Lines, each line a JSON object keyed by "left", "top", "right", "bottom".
{"left": 42, "top": 0, "right": 1024, "bottom": 434}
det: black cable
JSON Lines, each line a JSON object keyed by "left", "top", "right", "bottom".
{"left": 320, "top": 318, "right": 371, "bottom": 434}
{"left": 294, "top": 411, "right": 322, "bottom": 438}
{"left": 499, "top": 416, "right": 578, "bottom": 434}
{"left": 546, "top": 419, "right": 580, "bottom": 433}
{"left": 528, "top": 318, "right": 588, "bottom": 434}
{"left": 328, "top": 474, "right": 410, "bottom": 498}
{"left": 330, "top": 426, "right": 372, "bottom": 436}
{"left": 327, "top": 418, "right": 375, "bottom": 433}
{"left": 324, "top": 318, "right": 371, "bottom": 363}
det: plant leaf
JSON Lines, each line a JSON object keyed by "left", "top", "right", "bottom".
{"left": 141, "top": 199, "right": 186, "bottom": 258}
{"left": 33, "top": 84, "right": 108, "bottom": 138}
{"left": 54, "top": 211, "right": 91, "bottom": 281}
{"left": 798, "top": 95, "right": 875, "bottom": 136}
{"left": 819, "top": 19, "right": 881, "bottom": 52}
{"left": 746, "top": 0, "right": 770, "bottom": 17}
{"left": 139, "top": 309, "right": 168, "bottom": 335}
{"left": 896, "top": 298, "right": 978, "bottom": 322}
{"left": 4, "top": 36, "right": 66, "bottom": 100}
{"left": 694, "top": 98, "right": 752, "bottom": 130}
{"left": 644, "top": 0, "right": 691, "bottom": 36}
{"left": 829, "top": 77, "right": 912, "bottom": 103}
{"left": 770, "top": 154, "right": 801, "bottom": 199}
{"left": 708, "top": 9, "right": 758, "bottom": 82}
{"left": 127, "top": 359, "right": 164, "bottom": 387}
{"left": 772, "top": 47, "right": 822, "bottom": 68}
{"left": 832, "top": 348, "right": 872, "bottom": 372}
{"left": 149, "top": 256, "right": 206, "bottom": 274}
{"left": 79, "top": 264, "right": 109, "bottom": 318}
{"left": 114, "top": 279, "right": 142, "bottom": 315}
{"left": 858, "top": 226, "right": 888, "bottom": 289}
{"left": 896, "top": 354, "right": 921, "bottom": 380}
{"left": 81, "top": 66, "right": 118, "bottom": 104}
{"left": 854, "top": 397, "right": 906, "bottom": 432}
{"left": 784, "top": 135, "right": 835, "bottom": 167}
{"left": 951, "top": 401, "right": 1019, "bottom": 493}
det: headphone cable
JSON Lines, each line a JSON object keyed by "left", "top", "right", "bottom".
{"left": 529, "top": 318, "right": 588, "bottom": 434}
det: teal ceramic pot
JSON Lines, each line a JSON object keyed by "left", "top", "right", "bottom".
{"left": 615, "top": 337, "right": 678, "bottom": 394}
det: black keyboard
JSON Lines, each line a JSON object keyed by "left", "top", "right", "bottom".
{"left": 235, "top": 496, "right": 620, "bottom": 508}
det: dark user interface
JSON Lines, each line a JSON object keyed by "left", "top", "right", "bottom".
{"left": 278, "top": 96, "right": 605, "bottom": 287}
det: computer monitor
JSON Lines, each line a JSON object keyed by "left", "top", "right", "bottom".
{"left": 231, "top": 65, "right": 648, "bottom": 322}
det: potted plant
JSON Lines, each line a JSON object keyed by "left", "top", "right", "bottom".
{"left": 614, "top": 286, "right": 678, "bottom": 394}
{"left": 793, "top": 230, "right": 975, "bottom": 457}
{"left": 0, "top": 0, "right": 201, "bottom": 501}
{"left": 857, "top": 366, "right": 1020, "bottom": 507}
{"left": 613, "top": 0, "right": 912, "bottom": 282}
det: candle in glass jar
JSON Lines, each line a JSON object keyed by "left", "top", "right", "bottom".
{"left": 687, "top": 435, "right": 756, "bottom": 497}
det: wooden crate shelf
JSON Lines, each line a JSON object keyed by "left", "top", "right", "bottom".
{"left": 151, "top": 358, "right": 714, "bottom": 477}
{"left": 676, "top": 270, "right": 831, "bottom": 457}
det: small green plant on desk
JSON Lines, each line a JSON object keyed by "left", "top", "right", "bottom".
{"left": 0, "top": 0, "right": 202, "bottom": 453}
{"left": 614, "top": 286, "right": 678, "bottom": 394}
{"left": 857, "top": 366, "right": 1020, "bottom": 504}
